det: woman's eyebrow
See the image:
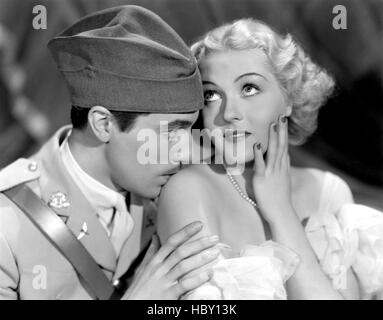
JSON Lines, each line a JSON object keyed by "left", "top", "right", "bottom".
{"left": 202, "top": 80, "right": 217, "bottom": 86}
{"left": 234, "top": 72, "right": 268, "bottom": 83}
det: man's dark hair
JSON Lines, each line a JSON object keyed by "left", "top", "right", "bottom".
{"left": 71, "top": 105, "right": 146, "bottom": 132}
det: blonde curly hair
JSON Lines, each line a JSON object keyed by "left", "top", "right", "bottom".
{"left": 191, "top": 19, "right": 335, "bottom": 145}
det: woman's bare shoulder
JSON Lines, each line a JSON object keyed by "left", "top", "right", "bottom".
{"left": 292, "top": 167, "right": 351, "bottom": 194}
{"left": 290, "top": 167, "right": 328, "bottom": 219}
{"left": 157, "top": 164, "right": 218, "bottom": 241}
{"left": 161, "top": 164, "right": 216, "bottom": 197}
{"left": 291, "top": 167, "right": 353, "bottom": 218}
{"left": 291, "top": 167, "right": 327, "bottom": 191}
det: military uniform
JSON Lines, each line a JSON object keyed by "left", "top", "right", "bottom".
{"left": 0, "top": 126, "right": 156, "bottom": 299}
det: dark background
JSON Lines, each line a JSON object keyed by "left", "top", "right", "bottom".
{"left": 0, "top": 0, "right": 382, "bottom": 209}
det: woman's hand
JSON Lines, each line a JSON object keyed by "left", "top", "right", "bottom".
{"left": 121, "top": 221, "right": 219, "bottom": 300}
{"left": 252, "top": 115, "right": 296, "bottom": 225}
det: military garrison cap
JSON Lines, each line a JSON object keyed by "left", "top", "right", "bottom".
{"left": 48, "top": 5, "right": 204, "bottom": 113}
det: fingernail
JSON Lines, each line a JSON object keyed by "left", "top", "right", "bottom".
{"left": 209, "top": 235, "right": 219, "bottom": 243}
{"left": 188, "top": 221, "right": 203, "bottom": 230}
{"left": 273, "top": 123, "right": 277, "bottom": 132}
{"left": 256, "top": 143, "right": 261, "bottom": 150}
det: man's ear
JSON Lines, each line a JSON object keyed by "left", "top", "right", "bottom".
{"left": 87, "top": 106, "right": 114, "bottom": 143}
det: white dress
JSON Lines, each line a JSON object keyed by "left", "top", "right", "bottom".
{"left": 184, "top": 171, "right": 383, "bottom": 300}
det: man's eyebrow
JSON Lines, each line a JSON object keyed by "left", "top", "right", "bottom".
{"left": 160, "top": 119, "right": 194, "bottom": 131}
{"left": 234, "top": 72, "right": 268, "bottom": 82}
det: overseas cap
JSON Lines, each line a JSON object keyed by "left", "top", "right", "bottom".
{"left": 48, "top": 5, "right": 204, "bottom": 113}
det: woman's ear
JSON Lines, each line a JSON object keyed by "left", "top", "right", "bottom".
{"left": 87, "top": 106, "right": 113, "bottom": 143}
{"left": 285, "top": 103, "right": 293, "bottom": 117}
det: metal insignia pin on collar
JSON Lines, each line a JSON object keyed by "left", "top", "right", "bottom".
{"left": 48, "top": 191, "right": 70, "bottom": 209}
{"left": 77, "top": 222, "right": 89, "bottom": 240}
{"left": 28, "top": 161, "right": 38, "bottom": 172}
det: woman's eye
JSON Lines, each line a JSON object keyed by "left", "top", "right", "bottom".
{"left": 241, "top": 84, "right": 259, "bottom": 97}
{"left": 204, "top": 91, "right": 221, "bottom": 103}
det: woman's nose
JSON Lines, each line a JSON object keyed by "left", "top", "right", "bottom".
{"left": 222, "top": 98, "right": 243, "bottom": 123}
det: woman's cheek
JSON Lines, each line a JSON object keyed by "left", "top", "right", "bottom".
{"left": 249, "top": 120, "right": 270, "bottom": 151}
{"left": 202, "top": 109, "right": 216, "bottom": 131}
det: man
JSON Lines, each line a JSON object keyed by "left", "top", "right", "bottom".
{"left": 0, "top": 5, "right": 218, "bottom": 299}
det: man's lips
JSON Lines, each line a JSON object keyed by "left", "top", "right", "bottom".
{"left": 164, "top": 167, "right": 180, "bottom": 176}
{"left": 160, "top": 168, "right": 180, "bottom": 183}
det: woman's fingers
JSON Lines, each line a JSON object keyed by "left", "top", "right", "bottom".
{"left": 253, "top": 142, "right": 265, "bottom": 175}
{"left": 266, "top": 122, "right": 278, "bottom": 170}
{"left": 276, "top": 115, "right": 288, "bottom": 166}
{"left": 286, "top": 154, "right": 291, "bottom": 172}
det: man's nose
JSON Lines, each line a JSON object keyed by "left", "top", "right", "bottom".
{"left": 170, "top": 132, "right": 192, "bottom": 164}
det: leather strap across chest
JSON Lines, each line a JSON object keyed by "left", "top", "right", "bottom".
{"left": 3, "top": 183, "right": 121, "bottom": 300}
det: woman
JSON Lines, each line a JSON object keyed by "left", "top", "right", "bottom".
{"left": 157, "top": 19, "right": 383, "bottom": 300}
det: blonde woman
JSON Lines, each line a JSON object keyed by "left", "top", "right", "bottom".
{"left": 157, "top": 19, "right": 383, "bottom": 300}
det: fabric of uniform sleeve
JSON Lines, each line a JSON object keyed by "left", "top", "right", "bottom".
{"left": 0, "top": 231, "right": 19, "bottom": 299}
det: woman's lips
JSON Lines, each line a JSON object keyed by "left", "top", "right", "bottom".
{"left": 223, "top": 130, "right": 252, "bottom": 141}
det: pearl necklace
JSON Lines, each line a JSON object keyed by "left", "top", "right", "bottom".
{"left": 226, "top": 170, "right": 257, "bottom": 208}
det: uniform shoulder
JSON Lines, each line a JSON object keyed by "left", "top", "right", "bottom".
{"left": 0, "top": 158, "right": 41, "bottom": 192}
{"left": 0, "top": 159, "right": 44, "bottom": 247}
